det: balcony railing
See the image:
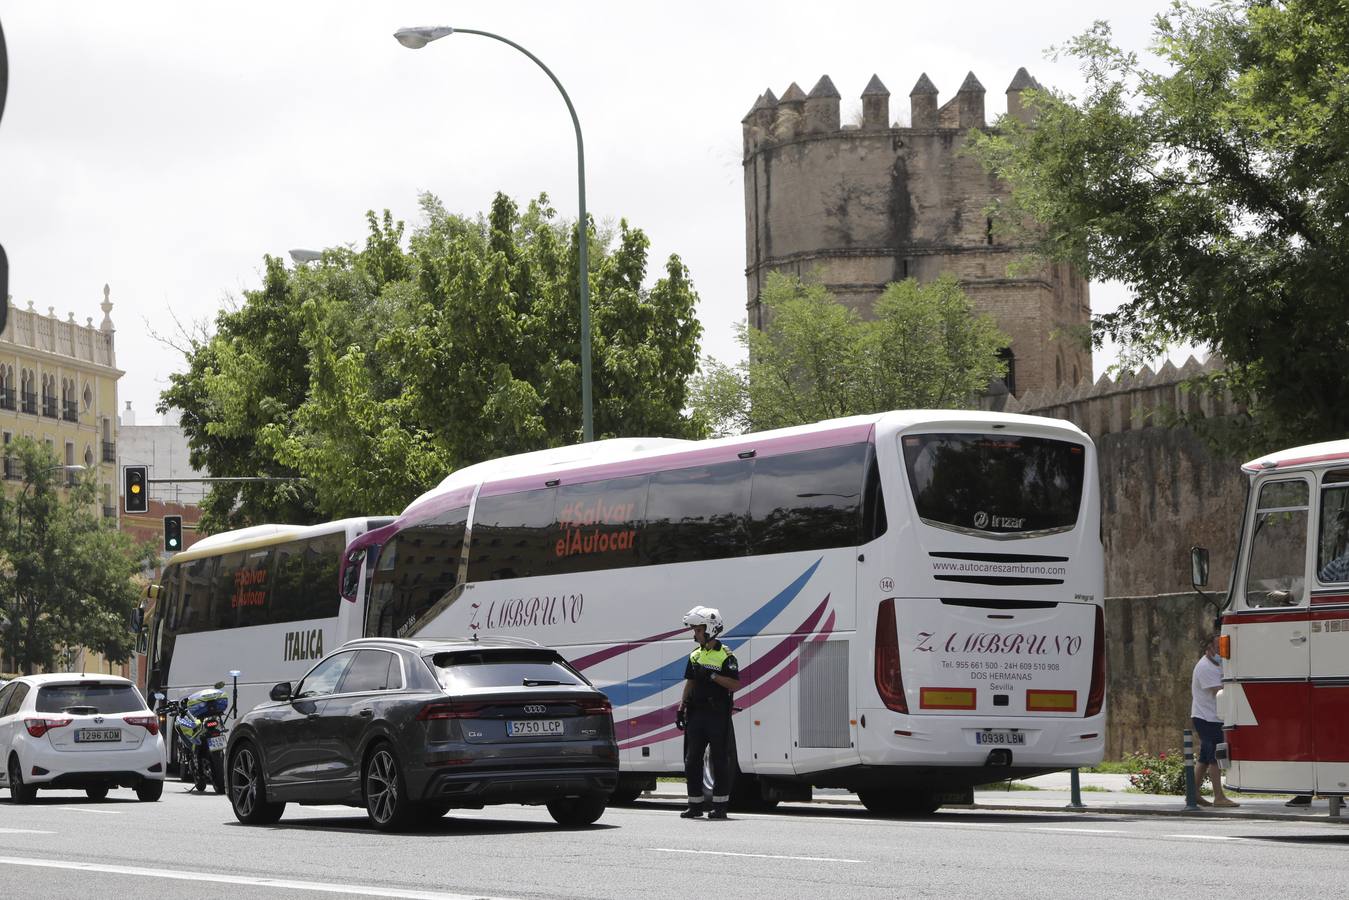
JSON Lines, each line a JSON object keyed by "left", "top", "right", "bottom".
{"left": 0, "top": 387, "right": 14, "bottom": 411}
{"left": 65, "top": 472, "right": 81, "bottom": 487}
{"left": 41, "top": 398, "right": 58, "bottom": 419}
{"left": 102, "top": 441, "right": 117, "bottom": 463}
{"left": 20, "top": 391, "right": 37, "bottom": 415}
{"left": 62, "top": 400, "right": 79, "bottom": 422}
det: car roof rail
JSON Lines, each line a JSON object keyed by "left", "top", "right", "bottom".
{"left": 337, "top": 637, "right": 426, "bottom": 650}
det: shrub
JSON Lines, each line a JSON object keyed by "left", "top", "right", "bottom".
{"left": 1125, "top": 748, "right": 1200, "bottom": 795}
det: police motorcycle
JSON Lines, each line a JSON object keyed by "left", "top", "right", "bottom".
{"left": 159, "top": 683, "right": 232, "bottom": 794}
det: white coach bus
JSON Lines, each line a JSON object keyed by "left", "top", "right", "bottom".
{"left": 1192, "top": 439, "right": 1349, "bottom": 801}
{"left": 138, "top": 517, "right": 391, "bottom": 719}
{"left": 342, "top": 410, "right": 1106, "bottom": 813}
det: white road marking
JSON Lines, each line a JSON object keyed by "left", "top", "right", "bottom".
{"left": 1168, "top": 834, "right": 1236, "bottom": 841}
{"left": 54, "top": 806, "right": 122, "bottom": 815}
{"left": 0, "top": 828, "right": 55, "bottom": 835}
{"left": 1030, "top": 827, "right": 1130, "bottom": 835}
{"left": 649, "top": 848, "right": 861, "bottom": 863}
{"left": 0, "top": 857, "right": 515, "bottom": 899}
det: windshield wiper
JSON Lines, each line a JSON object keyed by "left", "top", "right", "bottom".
{"left": 522, "top": 678, "right": 565, "bottom": 686}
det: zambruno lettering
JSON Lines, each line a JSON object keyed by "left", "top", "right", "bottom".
{"left": 938, "top": 630, "right": 1085, "bottom": 657}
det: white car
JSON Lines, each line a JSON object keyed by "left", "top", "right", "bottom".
{"left": 0, "top": 673, "right": 165, "bottom": 802}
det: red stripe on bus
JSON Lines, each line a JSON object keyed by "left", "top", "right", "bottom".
{"left": 1311, "top": 684, "right": 1349, "bottom": 762}
{"left": 1311, "top": 594, "right": 1349, "bottom": 606}
{"left": 1222, "top": 611, "right": 1310, "bottom": 625}
{"left": 1225, "top": 682, "right": 1313, "bottom": 762}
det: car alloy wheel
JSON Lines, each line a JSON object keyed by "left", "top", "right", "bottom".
{"left": 8, "top": 757, "right": 35, "bottom": 804}
{"left": 228, "top": 743, "right": 284, "bottom": 825}
{"left": 364, "top": 745, "right": 413, "bottom": 831}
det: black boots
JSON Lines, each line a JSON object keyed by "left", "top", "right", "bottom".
{"left": 680, "top": 806, "right": 705, "bottom": 819}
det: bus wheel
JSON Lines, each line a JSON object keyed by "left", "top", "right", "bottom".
{"left": 857, "top": 788, "right": 940, "bottom": 817}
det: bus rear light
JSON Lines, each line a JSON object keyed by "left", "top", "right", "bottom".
{"left": 1026, "top": 690, "right": 1077, "bottom": 712}
{"left": 123, "top": 715, "right": 160, "bottom": 736}
{"left": 25, "top": 718, "right": 72, "bottom": 738}
{"left": 919, "top": 687, "right": 977, "bottom": 710}
{"left": 1218, "top": 634, "right": 1231, "bottom": 659}
{"left": 417, "top": 702, "right": 484, "bottom": 721}
{"left": 1084, "top": 606, "right": 1106, "bottom": 717}
{"left": 874, "top": 598, "right": 908, "bottom": 713}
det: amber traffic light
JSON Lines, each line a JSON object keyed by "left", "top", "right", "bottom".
{"left": 124, "top": 465, "right": 148, "bottom": 514}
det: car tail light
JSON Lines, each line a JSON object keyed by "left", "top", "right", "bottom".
{"left": 416, "top": 701, "right": 484, "bottom": 721}
{"left": 25, "top": 718, "right": 73, "bottom": 738}
{"left": 124, "top": 715, "right": 160, "bottom": 736}
{"left": 1084, "top": 605, "right": 1107, "bottom": 717}
{"left": 205, "top": 719, "right": 219, "bottom": 729}
{"left": 575, "top": 698, "right": 612, "bottom": 716}
{"left": 874, "top": 598, "right": 908, "bottom": 713}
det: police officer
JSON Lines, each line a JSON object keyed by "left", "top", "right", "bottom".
{"left": 676, "top": 606, "right": 740, "bottom": 819}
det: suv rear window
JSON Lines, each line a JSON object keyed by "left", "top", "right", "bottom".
{"left": 901, "top": 433, "right": 1085, "bottom": 536}
{"left": 35, "top": 683, "right": 146, "bottom": 714}
{"left": 427, "top": 650, "right": 587, "bottom": 692}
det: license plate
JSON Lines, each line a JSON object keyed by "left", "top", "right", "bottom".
{"left": 75, "top": 729, "right": 121, "bottom": 743}
{"left": 506, "top": 719, "right": 564, "bottom": 737}
{"left": 975, "top": 730, "right": 1026, "bottom": 745}
{"left": 208, "top": 735, "right": 227, "bottom": 752}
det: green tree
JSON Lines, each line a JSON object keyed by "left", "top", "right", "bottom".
{"left": 691, "top": 273, "right": 1007, "bottom": 436}
{"left": 0, "top": 439, "right": 155, "bottom": 675}
{"left": 969, "top": 0, "right": 1349, "bottom": 450}
{"left": 161, "top": 192, "right": 705, "bottom": 529}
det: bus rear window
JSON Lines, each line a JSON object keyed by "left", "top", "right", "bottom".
{"left": 901, "top": 433, "right": 1085, "bottom": 536}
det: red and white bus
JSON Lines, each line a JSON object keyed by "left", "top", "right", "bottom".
{"left": 341, "top": 410, "right": 1107, "bottom": 812}
{"left": 1196, "top": 439, "right": 1349, "bottom": 799}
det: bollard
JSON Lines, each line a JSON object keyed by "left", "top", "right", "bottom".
{"left": 1182, "top": 728, "right": 1200, "bottom": 811}
{"left": 1065, "top": 767, "right": 1087, "bottom": 811}
{"left": 1331, "top": 796, "right": 1343, "bottom": 819}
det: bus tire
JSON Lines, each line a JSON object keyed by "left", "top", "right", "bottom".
{"left": 857, "top": 788, "right": 941, "bottom": 817}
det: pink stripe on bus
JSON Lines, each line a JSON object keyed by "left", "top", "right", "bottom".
{"left": 573, "top": 627, "right": 689, "bottom": 672}
{"left": 478, "top": 423, "right": 875, "bottom": 498}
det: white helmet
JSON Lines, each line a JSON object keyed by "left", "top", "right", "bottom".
{"left": 682, "top": 606, "right": 724, "bottom": 639}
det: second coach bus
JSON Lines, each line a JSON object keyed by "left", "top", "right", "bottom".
{"left": 139, "top": 517, "right": 391, "bottom": 719}
{"left": 1192, "top": 439, "right": 1349, "bottom": 801}
{"left": 342, "top": 410, "right": 1106, "bottom": 813}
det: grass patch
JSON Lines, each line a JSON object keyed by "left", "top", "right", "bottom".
{"left": 1080, "top": 761, "right": 1131, "bottom": 774}
{"left": 977, "top": 781, "right": 1043, "bottom": 791}
{"left": 1078, "top": 785, "right": 1111, "bottom": 792}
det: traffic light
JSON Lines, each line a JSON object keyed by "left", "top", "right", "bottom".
{"left": 123, "top": 465, "right": 148, "bottom": 513}
{"left": 163, "top": 515, "right": 182, "bottom": 553}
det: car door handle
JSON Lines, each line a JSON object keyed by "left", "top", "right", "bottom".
{"left": 1290, "top": 635, "right": 1307, "bottom": 644}
{"left": 307, "top": 713, "right": 321, "bottom": 720}
{"left": 358, "top": 709, "right": 373, "bottom": 718}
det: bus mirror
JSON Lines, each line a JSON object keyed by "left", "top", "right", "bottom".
{"left": 129, "top": 607, "right": 144, "bottom": 634}
{"left": 269, "top": 682, "right": 293, "bottom": 702}
{"left": 145, "top": 583, "right": 160, "bottom": 600}
{"left": 1190, "top": 546, "right": 1210, "bottom": 589}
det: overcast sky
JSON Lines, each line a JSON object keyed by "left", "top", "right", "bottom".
{"left": 0, "top": 1, "right": 1166, "bottom": 425}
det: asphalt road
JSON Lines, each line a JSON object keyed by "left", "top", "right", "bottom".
{"left": 0, "top": 785, "right": 1346, "bottom": 899}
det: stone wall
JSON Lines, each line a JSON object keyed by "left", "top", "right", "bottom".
{"left": 1007, "top": 357, "right": 1250, "bottom": 756}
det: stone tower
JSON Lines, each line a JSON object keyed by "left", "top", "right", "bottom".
{"left": 742, "top": 69, "right": 1092, "bottom": 398}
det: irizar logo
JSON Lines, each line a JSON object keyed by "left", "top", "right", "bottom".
{"left": 975, "top": 510, "right": 1025, "bottom": 530}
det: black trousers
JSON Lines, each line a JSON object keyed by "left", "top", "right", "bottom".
{"left": 684, "top": 707, "right": 732, "bottom": 808}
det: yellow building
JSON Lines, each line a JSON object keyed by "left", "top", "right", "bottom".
{"left": 2, "top": 287, "right": 126, "bottom": 676}
{"left": 1, "top": 285, "right": 123, "bottom": 516}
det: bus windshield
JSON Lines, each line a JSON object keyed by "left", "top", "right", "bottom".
{"left": 902, "top": 433, "right": 1085, "bottom": 536}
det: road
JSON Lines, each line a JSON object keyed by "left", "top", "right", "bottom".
{"left": 0, "top": 786, "right": 1346, "bottom": 899}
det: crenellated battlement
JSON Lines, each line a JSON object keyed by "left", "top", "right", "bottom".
{"left": 742, "top": 68, "right": 1042, "bottom": 154}
{"left": 999, "top": 354, "right": 1237, "bottom": 440}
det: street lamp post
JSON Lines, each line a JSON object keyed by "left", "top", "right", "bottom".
{"left": 393, "top": 25, "right": 594, "bottom": 443}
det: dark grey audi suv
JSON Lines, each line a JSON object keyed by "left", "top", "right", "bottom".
{"left": 224, "top": 636, "right": 618, "bottom": 831}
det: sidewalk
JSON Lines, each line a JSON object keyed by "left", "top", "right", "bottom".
{"left": 646, "top": 772, "right": 1348, "bottom": 823}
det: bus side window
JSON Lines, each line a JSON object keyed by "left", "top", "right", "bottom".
{"left": 1244, "top": 479, "right": 1309, "bottom": 608}
{"left": 862, "top": 452, "right": 888, "bottom": 543}
{"left": 1317, "top": 470, "right": 1349, "bottom": 583}
{"left": 468, "top": 490, "right": 556, "bottom": 581}
{"left": 643, "top": 460, "right": 752, "bottom": 566}
{"left": 748, "top": 443, "right": 870, "bottom": 556}
{"left": 366, "top": 538, "right": 401, "bottom": 637}
{"left": 549, "top": 475, "right": 647, "bottom": 575}
{"left": 180, "top": 556, "right": 218, "bottom": 635}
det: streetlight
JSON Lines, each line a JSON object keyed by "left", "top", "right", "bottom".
{"left": 289, "top": 249, "right": 322, "bottom": 264}
{"left": 393, "top": 25, "right": 594, "bottom": 443}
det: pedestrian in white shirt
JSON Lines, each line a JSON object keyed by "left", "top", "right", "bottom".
{"left": 1191, "top": 635, "right": 1238, "bottom": 807}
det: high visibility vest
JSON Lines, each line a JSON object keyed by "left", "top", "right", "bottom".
{"left": 690, "top": 645, "right": 733, "bottom": 672}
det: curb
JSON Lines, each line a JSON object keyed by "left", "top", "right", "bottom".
{"left": 642, "top": 792, "right": 1348, "bottom": 824}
